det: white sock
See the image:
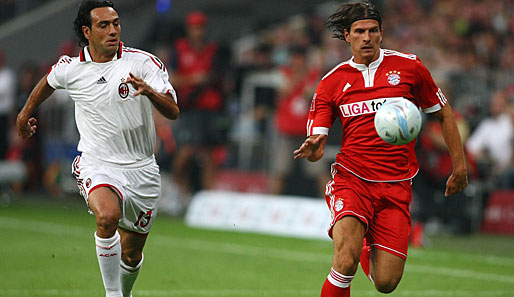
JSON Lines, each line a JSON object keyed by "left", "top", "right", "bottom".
{"left": 120, "top": 254, "right": 144, "bottom": 297}
{"left": 95, "top": 231, "right": 122, "bottom": 297}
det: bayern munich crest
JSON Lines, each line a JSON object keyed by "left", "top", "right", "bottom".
{"left": 335, "top": 199, "right": 344, "bottom": 212}
{"left": 118, "top": 82, "right": 129, "bottom": 99}
{"left": 386, "top": 70, "right": 401, "bottom": 86}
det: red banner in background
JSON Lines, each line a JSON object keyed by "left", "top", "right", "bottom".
{"left": 481, "top": 190, "right": 514, "bottom": 235}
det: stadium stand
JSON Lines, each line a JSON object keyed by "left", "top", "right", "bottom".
{"left": 1, "top": 0, "right": 513, "bottom": 235}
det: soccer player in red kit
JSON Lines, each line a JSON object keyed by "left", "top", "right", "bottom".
{"left": 293, "top": 2, "right": 468, "bottom": 296}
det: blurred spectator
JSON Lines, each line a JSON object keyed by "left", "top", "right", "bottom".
{"left": 170, "top": 11, "right": 228, "bottom": 195}
{"left": 11, "top": 62, "right": 43, "bottom": 192}
{"left": 498, "top": 102, "right": 514, "bottom": 188}
{"left": 269, "top": 45, "right": 328, "bottom": 195}
{"left": 413, "top": 111, "right": 474, "bottom": 234}
{"left": 39, "top": 88, "right": 79, "bottom": 196}
{"left": 0, "top": 0, "right": 15, "bottom": 24}
{"left": 154, "top": 109, "right": 175, "bottom": 172}
{"left": 3, "top": 0, "right": 514, "bottom": 206}
{"left": 466, "top": 90, "right": 513, "bottom": 184}
{"left": 37, "top": 39, "right": 80, "bottom": 196}
{"left": 0, "top": 50, "right": 16, "bottom": 159}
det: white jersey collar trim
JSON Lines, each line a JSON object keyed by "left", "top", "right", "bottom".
{"left": 349, "top": 48, "right": 384, "bottom": 71}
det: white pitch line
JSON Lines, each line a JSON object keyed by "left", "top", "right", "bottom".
{"left": 408, "top": 247, "right": 514, "bottom": 268}
{"left": 0, "top": 288, "right": 513, "bottom": 297}
{"left": 2, "top": 216, "right": 514, "bottom": 286}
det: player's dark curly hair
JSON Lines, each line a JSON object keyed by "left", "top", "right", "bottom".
{"left": 325, "top": 1, "right": 382, "bottom": 41}
{"left": 73, "top": 0, "right": 116, "bottom": 47}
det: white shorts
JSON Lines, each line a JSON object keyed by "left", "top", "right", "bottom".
{"left": 71, "top": 154, "right": 161, "bottom": 234}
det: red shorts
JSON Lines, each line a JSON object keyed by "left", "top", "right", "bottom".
{"left": 325, "top": 164, "right": 412, "bottom": 260}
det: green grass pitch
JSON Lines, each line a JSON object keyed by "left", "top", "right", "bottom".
{"left": 1, "top": 196, "right": 513, "bottom": 297}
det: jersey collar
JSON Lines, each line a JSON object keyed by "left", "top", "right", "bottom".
{"left": 79, "top": 41, "right": 124, "bottom": 62}
{"left": 349, "top": 48, "right": 384, "bottom": 71}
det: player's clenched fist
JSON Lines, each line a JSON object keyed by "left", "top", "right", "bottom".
{"left": 16, "top": 116, "right": 38, "bottom": 139}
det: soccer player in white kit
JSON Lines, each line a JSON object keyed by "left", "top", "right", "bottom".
{"left": 16, "top": 1, "right": 179, "bottom": 296}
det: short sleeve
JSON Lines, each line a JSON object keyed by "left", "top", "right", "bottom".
{"left": 413, "top": 58, "right": 447, "bottom": 114}
{"left": 47, "top": 55, "right": 72, "bottom": 90}
{"left": 307, "top": 81, "right": 337, "bottom": 136}
{"left": 142, "top": 57, "right": 177, "bottom": 103}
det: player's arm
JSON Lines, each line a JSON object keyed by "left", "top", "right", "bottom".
{"left": 16, "top": 74, "right": 55, "bottom": 139}
{"left": 432, "top": 104, "right": 468, "bottom": 196}
{"left": 293, "top": 134, "right": 327, "bottom": 162}
{"left": 125, "top": 72, "right": 179, "bottom": 120}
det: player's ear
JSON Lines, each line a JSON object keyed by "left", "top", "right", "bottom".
{"left": 82, "top": 25, "right": 91, "bottom": 41}
{"left": 344, "top": 29, "right": 350, "bottom": 43}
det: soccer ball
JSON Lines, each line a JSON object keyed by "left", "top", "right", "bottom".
{"left": 374, "top": 98, "right": 422, "bottom": 145}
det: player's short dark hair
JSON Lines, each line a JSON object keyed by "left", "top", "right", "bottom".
{"left": 73, "top": 0, "right": 116, "bottom": 47}
{"left": 325, "top": 1, "right": 382, "bottom": 41}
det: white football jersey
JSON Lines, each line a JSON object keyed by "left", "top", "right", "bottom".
{"left": 47, "top": 42, "right": 177, "bottom": 165}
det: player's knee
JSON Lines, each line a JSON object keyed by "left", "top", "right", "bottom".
{"left": 95, "top": 212, "right": 119, "bottom": 234}
{"left": 122, "top": 253, "right": 142, "bottom": 267}
{"left": 333, "top": 250, "right": 360, "bottom": 273}
{"left": 374, "top": 275, "right": 401, "bottom": 293}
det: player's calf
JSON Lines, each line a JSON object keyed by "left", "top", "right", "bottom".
{"left": 359, "top": 245, "right": 374, "bottom": 283}
{"left": 372, "top": 262, "right": 404, "bottom": 293}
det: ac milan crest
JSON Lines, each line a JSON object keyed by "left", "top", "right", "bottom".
{"left": 86, "top": 178, "right": 92, "bottom": 188}
{"left": 118, "top": 82, "right": 129, "bottom": 99}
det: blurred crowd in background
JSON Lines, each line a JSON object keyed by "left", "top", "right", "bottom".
{"left": 0, "top": 0, "right": 513, "bottom": 234}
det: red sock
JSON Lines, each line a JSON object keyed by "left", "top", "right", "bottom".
{"left": 320, "top": 268, "right": 353, "bottom": 297}
{"left": 360, "top": 245, "right": 373, "bottom": 283}
{"left": 410, "top": 222, "right": 424, "bottom": 247}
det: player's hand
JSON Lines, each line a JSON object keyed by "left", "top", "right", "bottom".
{"left": 17, "top": 116, "right": 38, "bottom": 139}
{"left": 125, "top": 72, "right": 153, "bottom": 96}
{"left": 293, "top": 134, "right": 327, "bottom": 161}
{"left": 444, "top": 169, "right": 468, "bottom": 197}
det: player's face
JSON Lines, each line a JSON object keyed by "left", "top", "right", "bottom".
{"left": 344, "top": 19, "right": 383, "bottom": 65}
{"left": 186, "top": 24, "right": 206, "bottom": 43}
{"left": 84, "top": 7, "right": 121, "bottom": 56}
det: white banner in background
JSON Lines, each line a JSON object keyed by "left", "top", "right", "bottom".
{"left": 185, "top": 191, "right": 331, "bottom": 240}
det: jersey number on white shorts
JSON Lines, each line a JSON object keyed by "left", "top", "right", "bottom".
{"left": 134, "top": 210, "right": 152, "bottom": 228}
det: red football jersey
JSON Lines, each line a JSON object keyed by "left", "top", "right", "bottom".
{"left": 307, "top": 49, "right": 448, "bottom": 181}
{"left": 173, "top": 38, "right": 222, "bottom": 110}
{"left": 275, "top": 66, "right": 321, "bottom": 136}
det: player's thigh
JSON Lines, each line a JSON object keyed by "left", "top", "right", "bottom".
{"left": 367, "top": 180, "right": 411, "bottom": 259}
{"left": 332, "top": 216, "right": 366, "bottom": 274}
{"left": 118, "top": 162, "right": 161, "bottom": 234}
{"left": 88, "top": 187, "right": 121, "bottom": 221}
{"left": 371, "top": 247, "right": 405, "bottom": 292}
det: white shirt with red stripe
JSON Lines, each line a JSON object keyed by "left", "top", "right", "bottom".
{"left": 308, "top": 48, "right": 447, "bottom": 182}
{"left": 47, "top": 42, "right": 177, "bottom": 165}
